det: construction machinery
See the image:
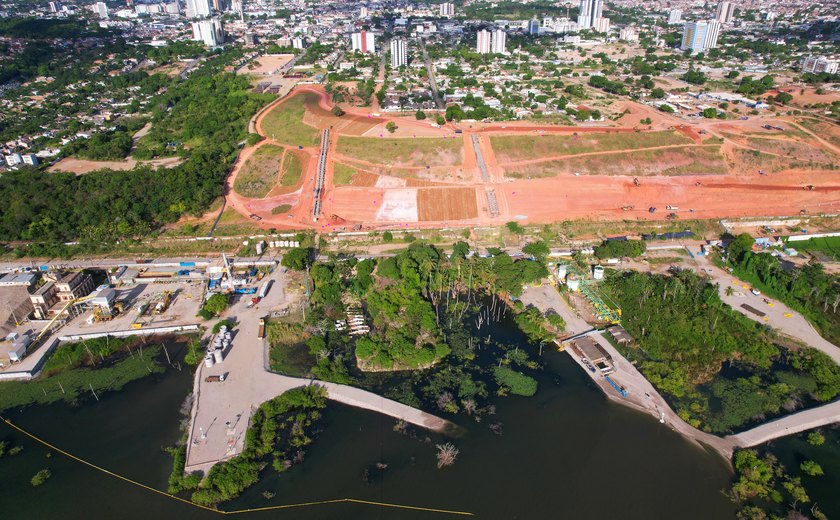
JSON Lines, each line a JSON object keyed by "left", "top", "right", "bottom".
{"left": 154, "top": 291, "right": 172, "bottom": 314}
{"left": 621, "top": 205, "right": 634, "bottom": 211}
{"left": 804, "top": 185, "right": 815, "bottom": 191}
{"left": 633, "top": 177, "right": 640, "bottom": 187}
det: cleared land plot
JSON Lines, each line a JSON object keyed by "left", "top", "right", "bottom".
{"left": 728, "top": 149, "right": 801, "bottom": 174}
{"left": 744, "top": 136, "right": 835, "bottom": 163}
{"left": 505, "top": 146, "right": 727, "bottom": 178}
{"left": 796, "top": 118, "right": 840, "bottom": 149}
{"left": 789, "top": 236, "right": 840, "bottom": 260}
{"left": 233, "top": 145, "right": 285, "bottom": 198}
{"left": 241, "top": 54, "right": 295, "bottom": 75}
{"left": 490, "top": 130, "right": 692, "bottom": 163}
{"left": 260, "top": 92, "right": 321, "bottom": 147}
{"left": 336, "top": 136, "right": 463, "bottom": 167}
{"left": 417, "top": 187, "right": 478, "bottom": 221}
{"left": 280, "top": 151, "right": 303, "bottom": 186}
{"left": 333, "top": 162, "right": 358, "bottom": 185}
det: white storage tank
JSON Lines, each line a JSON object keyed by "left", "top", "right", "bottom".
{"left": 204, "top": 354, "right": 215, "bottom": 367}
{"left": 567, "top": 275, "right": 581, "bottom": 292}
{"left": 593, "top": 265, "right": 605, "bottom": 280}
{"left": 213, "top": 349, "right": 224, "bottom": 363}
{"left": 556, "top": 264, "right": 568, "bottom": 281}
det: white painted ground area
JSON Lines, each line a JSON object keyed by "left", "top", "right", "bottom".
{"left": 376, "top": 188, "right": 418, "bottom": 222}
{"left": 374, "top": 175, "right": 407, "bottom": 188}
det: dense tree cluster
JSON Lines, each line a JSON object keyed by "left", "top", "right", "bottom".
{"left": 0, "top": 56, "right": 271, "bottom": 244}
{"left": 605, "top": 270, "right": 840, "bottom": 432}
{"left": 594, "top": 239, "right": 646, "bottom": 259}
{"left": 179, "top": 386, "right": 327, "bottom": 506}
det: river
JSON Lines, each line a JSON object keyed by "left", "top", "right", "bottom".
{"left": 0, "top": 344, "right": 737, "bottom": 519}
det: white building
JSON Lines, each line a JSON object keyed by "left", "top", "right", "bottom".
{"left": 94, "top": 1, "right": 109, "bottom": 18}
{"left": 491, "top": 29, "right": 506, "bottom": 54}
{"left": 577, "top": 0, "right": 603, "bottom": 29}
{"left": 716, "top": 1, "right": 735, "bottom": 24}
{"left": 594, "top": 17, "right": 610, "bottom": 33}
{"left": 439, "top": 2, "right": 454, "bottom": 17}
{"left": 476, "top": 29, "right": 491, "bottom": 54}
{"left": 49, "top": 1, "right": 62, "bottom": 13}
{"left": 668, "top": 9, "right": 682, "bottom": 24}
{"left": 186, "top": 0, "right": 212, "bottom": 18}
{"left": 552, "top": 18, "right": 579, "bottom": 34}
{"left": 3, "top": 153, "right": 37, "bottom": 166}
{"left": 801, "top": 56, "right": 839, "bottom": 74}
{"left": 351, "top": 31, "right": 376, "bottom": 53}
{"left": 619, "top": 27, "right": 638, "bottom": 42}
{"left": 681, "top": 21, "right": 720, "bottom": 53}
{"left": 390, "top": 38, "right": 407, "bottom": 68}
{"left": 292, "top": 37, "right": 305, "bottom": 49}
{"left": 192, "top": 18, "right": 224, "bottom": 46}
{"left": 359, "top": 6, "right": 368, "bottom": 18}
{"left": 528, "top": 18, "right": 540, "bottom": 35}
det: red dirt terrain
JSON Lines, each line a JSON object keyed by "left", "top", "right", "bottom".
{"left": 220, "top": 84, "right": 840, "bottom": 231}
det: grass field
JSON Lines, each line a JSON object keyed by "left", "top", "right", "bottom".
{"left": 505, "top": 145, "right": 726, "bottom": 178}
{"left": 271, "top": 204, "right": 292, "bottom": 214}
{"left": 490, "top": 130, "right": 692, "bottom": 163}
{"left": 336, "top": 136, "right": 463, "bottom": 167}
{"left": 796, "top": 118, "right": 840, "bottom": 148}
{"left": 744, "top": 136, "right": 834, "bottom": 163}
{"left": 788, "top": 236, "right": 840, "bottom": 260}
{"left": 333, "top": 162, "right": 358, "bottom": 185}
{"left": 280, "top": 151, "right": 303, "bottom": 186}
{"left": 233, "top": 145, "right": 284, "bottom": 198}
{"left": 260, "top": 93, "right": 321, "bottom": 147}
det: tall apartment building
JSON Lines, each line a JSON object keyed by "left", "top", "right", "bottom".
{"left": 186, "top": 0, "right": 212, "bottom": 18}
{"left": 668, "top": 9, "right": 682, "bottom": 24}
{"left": 94, "top": 1, "right": 109, "bottom": 18}
{"left": 577, "top": 0, "right": 603, "bottom": 29}
{"left": 619, "top": 27, "right": 638, "bottom": 42}
{"left": 211, "top": 0, "right": 224, "bottom": 13}
{"left": 292, "top": 37, "right": 305, "bottom": 49}
{"left": 49, "top": 1, "right": 62, "bottom": 12}
{"left": 491, "top": 29, "right": 506, "bottom": 54}
{"left": 476, "top": 29, "right": 491, "bottom": 54}
{"left": 351, "top": 31, "right": 376, "bottom": 53}
{"left": 439, "top": 2, "right": 454, "bottom": 17}
{"left": 390, "top": 38, "right": 407, "bottom": 68}
{"left": 801, "top": 56, "right": 839, "bottom": 74}
{"left": 192, "top": 18, "right": 224, "bottom": 46}
{"left": 528, "top": 17, "right": 540, "bottom": 35}
{"left": 681, "top": 20, "right": 720, "bottom": 53}
{"left": 359, "top": 6, "right": 368, "bottom": 18}
{"left": 716, "top": 1, "right": 735, "bottom": 23}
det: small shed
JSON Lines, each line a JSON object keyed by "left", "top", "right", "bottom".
{"left": 607, "top": 325, "right": 634, "bottom": 346}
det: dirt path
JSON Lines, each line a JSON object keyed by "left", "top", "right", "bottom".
{"left": 497, "top": 143, "right": 721, "bottom": 168}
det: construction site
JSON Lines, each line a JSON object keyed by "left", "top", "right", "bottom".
{"left": 220, "top": 84, "right": 840, "bottom": 233}
{"left": 0, "top": 253, "right": 280, "bottom": 379}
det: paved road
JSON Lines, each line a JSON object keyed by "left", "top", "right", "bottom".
{"left": 730, "top": 400, "right": 840, "bottom": 447}
{"left": 419, "top": 39, "right": 444, "bottom": 111}
{"left": 519, "top": 285, "right": 590, "bottom": 337}
{"left": 185, "top": 268, "right": 453, "bottom": 475}
{"left": 689, "top": 250, "right": 840, "bottom": 366}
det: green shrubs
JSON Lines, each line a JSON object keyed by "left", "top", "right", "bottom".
{"left": 187, "top": 386, "right": 327, "bottom": 506}
{"left": 31, "top": 469, "right": 51, "bottom": 486}
{"left": 494, "top": 366, "right": 538, "bottom": 396}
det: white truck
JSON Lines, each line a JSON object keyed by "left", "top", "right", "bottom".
{"left": 666, "top": 205, "right": 679, "bottom": 210}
